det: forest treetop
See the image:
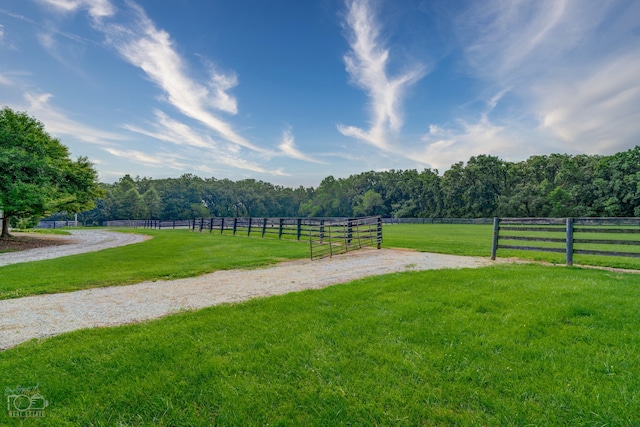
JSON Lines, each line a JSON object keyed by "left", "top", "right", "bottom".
{"left": 63, "top": 145, "right": 640, "bottom": 225}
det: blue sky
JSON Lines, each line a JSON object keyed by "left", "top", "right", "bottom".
{"left": 1, "top": 0, "right": 639, "bottom": 187}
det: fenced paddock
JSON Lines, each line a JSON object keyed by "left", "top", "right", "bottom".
{"left": 105, "top": 216, "right": 383, "bottom": 260}
{"left": 491, "top": 217, "right": 640, "bottom": 265}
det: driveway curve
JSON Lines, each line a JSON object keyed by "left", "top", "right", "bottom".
{"left": 0, "top": 230, "right": 149, "bottom": 267}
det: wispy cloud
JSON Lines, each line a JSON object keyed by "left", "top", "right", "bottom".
{"left": 277, "top": 128, "right": 324, "bottom": 164}
{"left": 337, "top": 0, "right": 426, "bottom": 149}
{"left": 535, "top": 52, "right": 640, "bottom": 153}
{"left": 124, "top": 110, "right": 285, "bottom": 175}
{"left": 23, "top": 92, "right": 127, "bottom": 145}
{"left": 103, "top": 147, "right": 187, "bottom": 170}
{"left": 419, "top": 0, "right": 640, "bottom": 166}
{"left": 416, "top": 116, "right": 518, "bottom": 170}
{"left": 124, "top": 110, "right": 219, "bottom": 151}
{"left": 37, "top": 0, "right": 263, "bottom": 154}
{"left": 35, "top": 0, "right": 115, "bottom": 20}
{"left": 99, "top": 2, "right": 262, "bottom": 152}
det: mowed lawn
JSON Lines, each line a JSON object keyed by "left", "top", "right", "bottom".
{"left": 0, "top": 229, "right": 309, "bottom": 299}
{"left": 1, "top": 264, "right": 639, "bottom": 425}
{"left": 1, "top": 224, "right": 640, "bottom": 424}
{"left": 384, "top": 224, "right": 640, "bottom": 270}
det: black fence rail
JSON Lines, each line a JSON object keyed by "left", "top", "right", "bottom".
{"left": 105, "top": 217, "right": 493, "bottom": 228}
{"left": 37, "top": 220, "right": 78, "bottom": 228}
{"left": 188, "top": 217, "right": 330, "bottom": 240}
{"left": 491, "top": 217, "right": 640, "bottom": 265}
{"left": 382, "top": 217, "right": 493, "bottom": 225}
{"left": 309, "top": 216, "right": 382, "bottom": 260}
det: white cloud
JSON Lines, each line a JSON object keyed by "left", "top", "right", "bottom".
{"left": 421, "top": 0, "right": 640, "bottom": 163}
{"left": 277, "top": 128, "right": 324, "bottom": 164}
{"left": 23, "top": 92, "right": 126, "bottom": 145}
{"left": 125, "top": 110, "right": 283, "bottom": 175}
{"left": 35, "top": 0, "right": 115, "bottom": 20}
{"left": 338, "top": 0, "right": 426, "bottom": 149}
{"left": 98, "top": 2, "right": 262, "bottom": 152}
{"left": 535, "top": 52, "right": 640, "bottom": 153}
{"left": 104, "top": 147, "right": 187, "bottom": 170}
{"left": 124, "top": 110, "right": 219, "bottom": 150}
{"left": 35, "top": 0, "right": 262, "bottom": 154}
{"left": 416, "top": 115, "right": 518, "bottom": 170}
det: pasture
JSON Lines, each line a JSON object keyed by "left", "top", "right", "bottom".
{"left": 1, "top": 224, "right": 639, "bottom": 425}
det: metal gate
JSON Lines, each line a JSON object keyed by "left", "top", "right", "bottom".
{"left": 309, "top": 216, "right": 382, "bottom": 260}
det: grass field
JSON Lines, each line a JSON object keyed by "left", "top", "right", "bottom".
{"left": 383, "top": 224, "right": 640, "bottom": 270}
{"left": 0, "top": 229, "right": 308, "bottom": 299}
{"left": 1, "top": 224, "right": 640, "bottom": 424}
{"left": 2, "top": 224, "right": 638, "bottom": 300}
{"left": 1, "top": 265, "right": 639, "bottom": 425}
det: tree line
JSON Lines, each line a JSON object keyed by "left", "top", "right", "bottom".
{"left": 58, "top": 146, "right": 640, "bottom": 225}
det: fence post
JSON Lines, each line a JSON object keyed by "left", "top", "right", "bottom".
{"left": 278, "top": 218, "right": 284, "bottom": 239}
{"left": 491, "top": 217, "right": 500, "bottom": 260}
{"left": 233, "top": 218, "right": 238, "bottom": 235}
{"left": 247, "top": 217, "right": 252, "bottom": 236}
{"left": 566, "top": 218, "right": 574, "bottom": 266}
{"left": 209, "top": 217, "right": 214, "bottom": 233}
{"left": 296, "top": 218, "right": 302, "bottom": 240}
{"left": 377, "top": 216, "right": 382, "bottom": 249}
{"left": 261, "top": 218, "right": 267, "bottom": 238}
{"left": 192, "top": 219, "right": 196, "bottom": 232}
{"left": 220, "top": 217, "right": 225, "bottom": 234}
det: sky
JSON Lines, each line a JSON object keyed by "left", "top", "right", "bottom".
{"left": 1, "top": 0, "right": 639, "bottom": 187}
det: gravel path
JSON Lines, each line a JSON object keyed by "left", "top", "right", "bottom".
{"left": 0, "top": 230, "right": 149, "bottom": 267}
{"left": 0, "top": 248, "right": 498, "bottom": 350}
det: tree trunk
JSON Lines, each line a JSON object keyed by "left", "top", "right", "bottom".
{"left": 1, "top": 216, "right": 11, "bottom": 238}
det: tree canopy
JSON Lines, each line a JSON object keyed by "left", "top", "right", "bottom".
{"left": 66, "top": 145, "right": 640, "bottom": 225}
{"left": 0, "top": 107, "right": 103, "bottom": 237}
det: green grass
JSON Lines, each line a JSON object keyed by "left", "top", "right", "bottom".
{"left": 0, "top": 229, "right": 308, "bottom": 299}
{"left": 384, "top": 224, "right": 640, "bottom": 270}
{"left": 1, "top": 264, "right": 639, "bottom": 425}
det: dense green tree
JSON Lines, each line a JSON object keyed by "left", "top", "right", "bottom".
{"left": 47, "top": 145, "right": 640, "bottom": 223}
{"left": 0, "top": 107, "right": 102, "bottom": 237}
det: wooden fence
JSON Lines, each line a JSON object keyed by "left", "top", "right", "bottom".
{"left": 105, "top": 216, "right": 383, "bottom": 260}
{"left": 36, "top": 220, "right": 78, "bottom": 229}
{"left": 186, "top": 217, "right": 344, "bottom": 241}
{"left": 382, "top": 217, "right": 493, "bottom": 225}
{"left": 309, "top": 216, "right": 382, "bottom": 260}
{"left": 491, "top": 217, "right": 640, "bottom": 265}
{"left": 105, "top": 217, "right": 494, "bottom": 228}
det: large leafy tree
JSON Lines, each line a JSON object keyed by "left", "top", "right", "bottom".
{"left": 0, "top": 107, "right": 103, "bottom": 237}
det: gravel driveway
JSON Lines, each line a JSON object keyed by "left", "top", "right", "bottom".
{"left": 0, "top": 230, "right": 148, "bottom": 267}
{"left": 0, "top": 246, "right": 498, "bottom": 350}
